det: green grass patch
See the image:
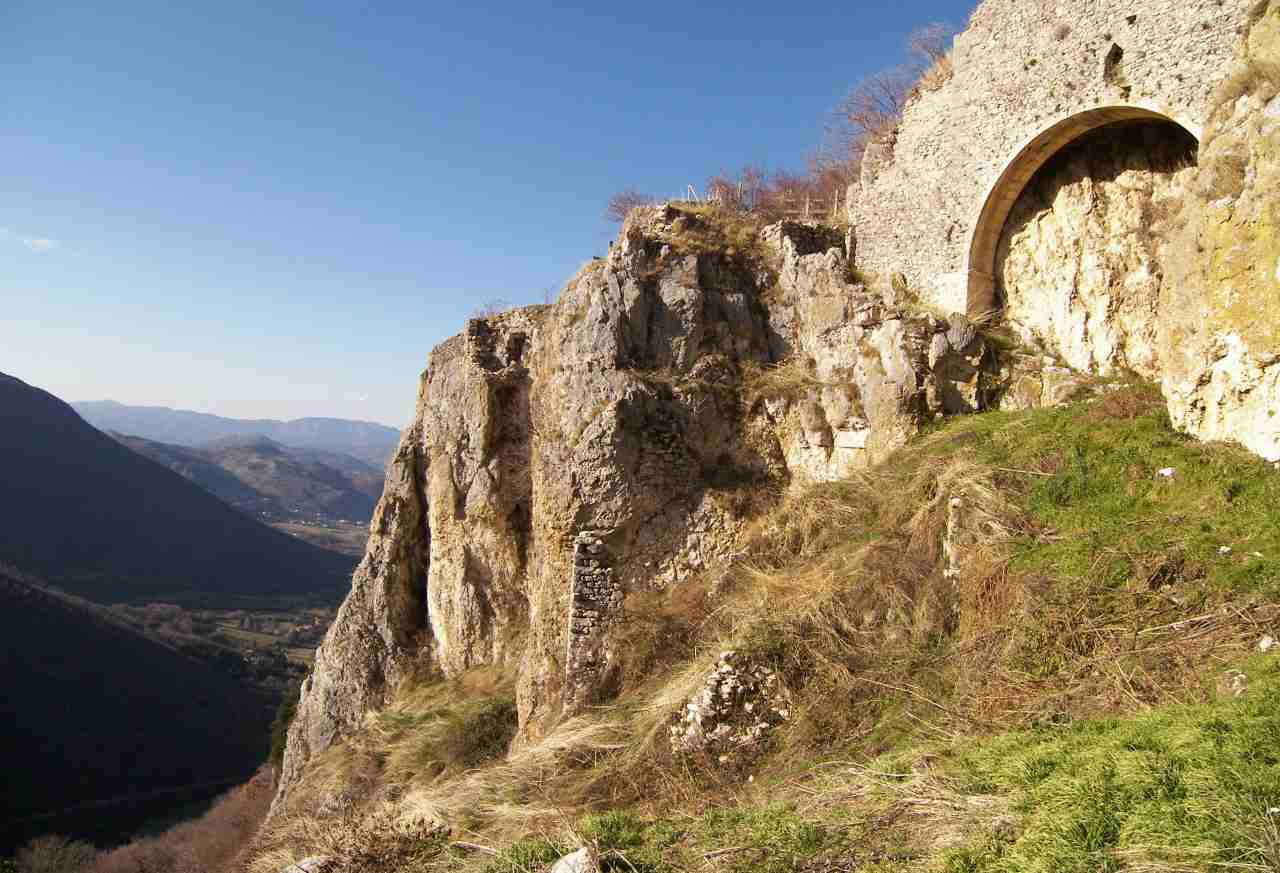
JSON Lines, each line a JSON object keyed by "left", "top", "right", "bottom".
{"left": 581, "top": 810, "right": 683, "bottom": 871}
{"left": 547, "top": 659, "right": 1280, "bottom": 873}
{"left": 479, "top": 837, "right": 566, "bottom": 873}
{"left": 694, "top": 804, "right": 845, "bottom": 873}
{"left": 955, "top": 388, "right": 1280, "bottom": 600}
{"left": 938, "top": 656, "right": 1280, "bottom": 872}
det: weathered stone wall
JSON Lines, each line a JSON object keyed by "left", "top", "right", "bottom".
{"left": 565, "top": 530, "right": 622, "bottom": 708}
{"left": 850, "top": 0, "right": 1254, "bottom": 315}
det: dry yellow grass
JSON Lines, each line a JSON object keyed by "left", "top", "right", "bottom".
{"left": 250, "top": 389, "right": 1280, "bottom": 872}
{"left": 740, "top": 358, "right": 827, "bottom": 406}
{"left": 913, "top": 50, "right": 954, "bottom": 94}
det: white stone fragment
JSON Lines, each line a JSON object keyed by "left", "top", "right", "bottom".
{"left": 833, "top": 429, "right": 870, "bottom": 449}
{"left": 550, "top": 848, "right": 599, "bottom": 873}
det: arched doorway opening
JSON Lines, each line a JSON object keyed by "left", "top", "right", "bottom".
{"left": 964, "top": 106, "right": 1200, "bottom": 317}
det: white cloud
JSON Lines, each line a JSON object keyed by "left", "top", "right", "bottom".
{"left": 23, "top": 237, "right": 58, "bottom": 252}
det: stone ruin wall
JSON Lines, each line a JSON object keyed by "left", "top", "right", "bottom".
{"left": 565, "top": 530, "right": 621, "bottom": 708}
{"left": 850, "top": 0, "right": 1255, "bottom": 315}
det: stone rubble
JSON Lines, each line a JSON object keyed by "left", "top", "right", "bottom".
{"left": 669, "top": 651, "right": 791, "bottom": 761}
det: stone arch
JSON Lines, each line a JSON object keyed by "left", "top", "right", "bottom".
{"left": 962, "top": 104, "right": 1201, "bottom": 316}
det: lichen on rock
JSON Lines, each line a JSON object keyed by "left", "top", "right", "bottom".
{"left": 1159, "top": 2, "right": 1280, "bottom": 461}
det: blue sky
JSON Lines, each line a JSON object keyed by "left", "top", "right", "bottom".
{"left": 2, "top": 0, "right": 974, "bottom": 427}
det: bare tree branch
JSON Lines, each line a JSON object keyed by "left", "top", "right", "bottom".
{"left": 605, "top": 189, "right": 655, "bottom": 222}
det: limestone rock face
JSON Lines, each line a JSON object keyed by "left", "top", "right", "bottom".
{"left": 273, "top": 206, "right": 1002, "bottom": 807}
{"left": 275, "top": 419, "right": 431, "bottom": 807}
{"left": 762, "top": 221, "right": 998, "bottom": 481}
{"left": 997, "top": 122, "right": 1196, "bottom": 379}
{"left": 1160, "top": 32, "right": 1280, "bottom": 460}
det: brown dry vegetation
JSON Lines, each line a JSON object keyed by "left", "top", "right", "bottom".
{"left": 90, "top": 768, "right": 274, "bottom": 873}
{"left": 633, "top": 203, "right": 772, "bottom": 268}
{"left": 13, "top": 836, "right": 96, "bottom": 873}
{"left": 607, "top": 23, "right": 957, "bottom": 227}
{"left": 250, "top": 379, "right": 1280, "bottom": 873}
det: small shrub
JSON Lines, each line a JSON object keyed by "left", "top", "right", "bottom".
{"left": 269, "top": 680, "right": 301, "bottom": 768}
{"left": 606, "top": 189, "right": 656, "bottom": 223}
{"left": 830, "top": 23, "right": 956, "bottom": 164}
{"left": 915, "top": 52, "right": 954, "bottom": 93}
{"left": 438, "top": 697, "right": 519, "bottom": 768}
{"left": 482, "top": 837, "right": 565, "bottom": 873}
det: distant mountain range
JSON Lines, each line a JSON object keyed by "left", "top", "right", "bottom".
{"left": 0, "top": 373, "right": 355, "bottom": 606}
{"left": 72, "top": 400, "right": 401, "bottom": 469}
{"left": 0, "top": 564, "right": 273, "bottom": 851}
{"left": 111, "top": 432, "right": 384, "bottom": 524}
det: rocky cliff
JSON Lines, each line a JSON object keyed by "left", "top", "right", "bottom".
{"left": 1160, "top": 3, "right": 1280, "bottom": 461}
{"left": 274, "top": 207, "right": 1001, "bottom": 806}
{"left": 274, "top": 0, "right": 1280, "bottom": 825}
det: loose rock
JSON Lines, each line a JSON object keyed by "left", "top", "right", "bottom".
{"left": 670, "top": 651, "right": 791, "bottom": 762}
{"left": 550, "top": 847, "right": 600, "bottom": 873}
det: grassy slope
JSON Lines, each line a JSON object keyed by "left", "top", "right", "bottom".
{"left": 257, "top": 385, "right": 1280, "bottom": 873}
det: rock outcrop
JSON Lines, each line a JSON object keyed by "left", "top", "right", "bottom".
{"left": 276, "top": 417, "right": 431, "bottom": 798}
{"left": 274, "top": 207, "right": 1001, "bottom": 807}
{"left": 1160, "top": 2, "right": 1280, "bottom": 461}
{"left": 276, "top": 3, "right": 1280, "bottom": 819}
